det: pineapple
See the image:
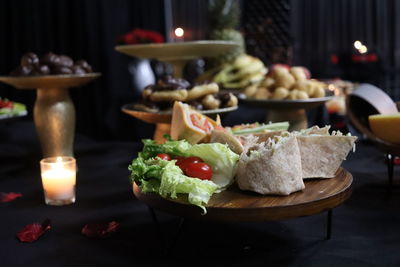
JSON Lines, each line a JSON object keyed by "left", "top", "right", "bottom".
{"left": 208, "top": 0, "right": 245, "bottom": 66}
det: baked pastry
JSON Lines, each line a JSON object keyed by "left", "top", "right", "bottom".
{"left": 142, "top": 76, "right": 189, "bottom": 102}
{"left": 201, "top": 94, "right": 221, "bottom": 110}
{"left": 137, "top": 76, "right": 238, "bottom": 112}
{"left": 149, "top": 90, "right": 188, "bottom": 102}
{"left": 186, "top": 82, "right": 219, "bottom": 101}
{"left": 219, "top": 92, "right": 238, "bottom": 107}
{"left": 243, "top": 64, "right": 327, "bottom": 100}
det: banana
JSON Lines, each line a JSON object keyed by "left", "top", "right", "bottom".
{"left": 210, "top": 54, "right": 268, "bottom": 89}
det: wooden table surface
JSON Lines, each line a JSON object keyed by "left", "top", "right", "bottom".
{"left": 133, "top": 167, "right": 353, "bottom": 222}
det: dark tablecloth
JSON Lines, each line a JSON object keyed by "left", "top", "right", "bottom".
{"left": 1, "top": 120, "right": 400, "bottom": 267}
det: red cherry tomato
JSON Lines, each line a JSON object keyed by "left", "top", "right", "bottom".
{"left": 174, "top": 156, "right": 185, "bottom": 163}
{"left": 156, "top": 153, "right": 171, "bottom": 161}
{"left": 185, "top": 162, "right": 213, "bottom": 180}
{"left": 176, "top": 156, "right": 203, "bottom": 172}
{"left": 0, "top": 100, "right": 13, "bottom": 109}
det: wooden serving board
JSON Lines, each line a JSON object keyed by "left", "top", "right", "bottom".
{"left": 133, "top": 167, "right": 352, "bottom": 222}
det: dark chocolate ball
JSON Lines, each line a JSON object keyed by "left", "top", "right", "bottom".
{"left": 58, "top": 55, "right": 74, "bottom": 67}
{"left": 40, "top": 52, "right": 61, "bottom": 67}
{"left": 159, "top": 75, "right": 190, "bottom": 89}
{"left": 32, "top": 65, "right": 51, "bottom": 75}
{"left": 71, "top": 65, "right": 86, "bottom": 75}
{"left": 20, "top": 52, "right": 39, "bottom": 67}
{"left": 52, "top": 66, "right": 73, "bottom": 75}
{"left": 75, "top": 60, "right": 92, "bottom": 73}
{"left": 10, "top": 65, "right": 33, "bottom": 76}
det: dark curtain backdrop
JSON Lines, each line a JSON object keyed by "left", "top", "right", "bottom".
{"left": 2, "top": 0, "right": 399, "bottom": 142}
{"left": 291, "top": 0, "right": 400, "bottom": 100}
{"left": 168, "top": 0, "right": 209, "bottom": 41}
{"left": 0, "top": 0, "right": 165, "bottom": 140}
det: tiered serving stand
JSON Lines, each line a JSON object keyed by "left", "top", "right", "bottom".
{"left": 116, "top": 41, "right": 353, "bottom": 242}
{"left": 134, "top": 168, "right": 353, "bottom": 240}
{"left": 115, "top": 40, "right": 238, "bottom": 78}
{"left": 121, "top": 104, "right": 237, "bottom": 142}
{"left": 239, "top": 93, "right": 334, "bottom": 131}
{"left": 115, "top": 41, "right": 240, "bottom": 142}
{"left": 0, "top": 73, "right": 101, "bottom": 157}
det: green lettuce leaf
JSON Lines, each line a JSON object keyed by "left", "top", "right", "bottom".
{"left": 140, "top": 139, "right": 191, "bottom": 159}
{"left": 159, "top": 161, "right": 218, "bottom": 213}
{"left": 129, "top": 156, "right": 218, "bottom": 213}
{"left": 129, "top": 139, "right": 239, "bottom": 213}
{"left": 186, "top": 143, "right": 239, "bottom": 189}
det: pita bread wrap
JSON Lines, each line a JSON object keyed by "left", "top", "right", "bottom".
{"left": 209, "top": 129, "right": 285, "bottom": 155}
{"left": 236, "top": 135, "right": 305, "bottom": 195}
{"left": 293, "top": 126, "right": 357, "bottom": 178}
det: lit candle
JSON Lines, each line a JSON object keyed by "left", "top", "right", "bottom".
{"left": 40, "top": 156, "right": 76, "bottom": 206}
{"left": 174, "top": 27, "right": 184, "bottom": 42}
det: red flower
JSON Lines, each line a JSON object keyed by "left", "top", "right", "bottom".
{"left": 0, "top": 192, "right": 22, "bottom": 203}
{"left": 118, "top": 28, "right": 164, "bottom": 45}
{"left": 81, "top": 221, "right": 119, "bottom": 238}
{"left": 17, "top": 219, "right": 51, "bottom": 243}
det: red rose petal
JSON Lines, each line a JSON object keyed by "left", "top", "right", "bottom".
{"left": 81, "top": 221, "right": 119, "bottom": 238}
{"left": 0, "top": 192, "right": 23, "bottom": 203}
{"left": 17, "top": 219, "right": 51, "bottom": 243}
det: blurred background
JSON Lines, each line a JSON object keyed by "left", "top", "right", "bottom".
{"left": 1, "top": 0, "right": 399, "bottom": 141}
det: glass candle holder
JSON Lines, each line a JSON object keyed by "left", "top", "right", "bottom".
{"left": 40, "top": 156, "right": 76, "bottom": 206}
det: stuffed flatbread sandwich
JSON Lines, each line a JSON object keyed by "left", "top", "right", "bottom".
{"left": 236, "top": 134, "right": 305, "bottom": 195}
{"left": 210, "top": 122, "right": 289, "bottom": 154}
{"left": 293, "top": 126, "right": 357, "bottom": 178}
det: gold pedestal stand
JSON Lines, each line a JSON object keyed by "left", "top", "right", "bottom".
{"left": 115, "top": 40, "right": 239, "bottom": 78}
{"left": 0, "top": 73, "right": 101, "bottom": 157}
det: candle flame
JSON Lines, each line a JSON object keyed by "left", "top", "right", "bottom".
{"left": 174, "top": 27, "right": 184, "bottom": 37}
{"left": 359, "top": 45, "right": 368, "bottom": 54}
{"left": 354, "top": 40, "right": 362, "bottom": 49}
{"left": 49, "top": 157, "right": 64, "bottom": 170}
